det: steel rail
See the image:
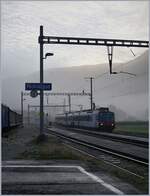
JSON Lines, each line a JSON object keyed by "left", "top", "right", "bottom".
{"left": 64, "top": 143, "right": 145, "bottom": 180}
{"left": 59, "top": 126, "right": 148, "bottom": 148}
{"left": 46, "top": 128, "right": 148, "bottom": 166}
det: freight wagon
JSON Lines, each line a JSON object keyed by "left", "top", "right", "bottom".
{"left": 1, "top": 104, "right": 22, "bottom": 133}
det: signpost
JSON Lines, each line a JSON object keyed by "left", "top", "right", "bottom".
{"left": 25, "top": 83, "right": 52, "bottom": 91}
{"left": 25, "top": 81, "right": 52, "bottom": 139}
{"left": 24, "top": 26, "right": 54, "bottom": 140}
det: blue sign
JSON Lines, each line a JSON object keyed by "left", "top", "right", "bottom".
{"left": 25, "top": 83, "right": 52, "bottom": 91}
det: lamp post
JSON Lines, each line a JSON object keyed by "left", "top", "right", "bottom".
{"left": 39, "top": 25, "right": 54, "bottom": 139}
{"left": 43, "top": 53, "right": 54, "bottom": 59}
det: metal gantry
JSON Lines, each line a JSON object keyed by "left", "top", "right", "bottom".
{"left": 39, "top": 34, "right": 149, "bottom": 74}
{"left": 23, "top": 91, "right": 91, "bottom": 113}
{"left": 45, "top": 92, "right": 90, "bottom": 112}
{"left": 29, "top": 105, "right": 69, "bottom": 108}
{"left": 38, "top": 25, "right": 149, "bottom": 136}
{"left": 40, "top": 36, "right": 149, "bottom": 47}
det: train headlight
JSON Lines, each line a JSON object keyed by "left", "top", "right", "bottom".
{"left": 112, "top": 123, "right": 114, "bottom": 126}
{"left": 100, "top": 123, "right": 103, "bottom": 126}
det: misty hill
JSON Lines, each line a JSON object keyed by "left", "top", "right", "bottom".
{"left": 2, "top": 50, "right": 148, "bottom": 121}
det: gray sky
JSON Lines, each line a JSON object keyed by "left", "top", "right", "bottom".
{"left": 1, "top": 1, "right": 149, "bottom": 79}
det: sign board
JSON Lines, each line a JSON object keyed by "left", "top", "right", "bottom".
{"left": 25, "top": 83, "right": 52, "bottom": 91}
{"left": 30, "top": 90, "right": 38, "bottom": 98}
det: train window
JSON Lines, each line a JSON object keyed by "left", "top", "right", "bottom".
{"left": 80, "top": 115, "right": 89, "bottom": 121}
{"left": 98, "top": 112, "right": 114, "bottom": 122}
{"left": 87, "top": 115, "right": 90, "bottom": 121}
{"left": 89, "top": 115, "right": 93, "bottom": 121}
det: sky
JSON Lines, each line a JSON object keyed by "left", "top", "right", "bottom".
{"left": 1, "top": 0, "right": 149, "bottom": 79}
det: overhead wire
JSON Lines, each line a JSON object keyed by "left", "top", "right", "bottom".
{"left": 97, "top": 71, "right": 146, "bottom": 90}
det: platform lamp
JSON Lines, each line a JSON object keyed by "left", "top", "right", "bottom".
{"left": 43, "top": 52, "right": 54, "bottom": 59}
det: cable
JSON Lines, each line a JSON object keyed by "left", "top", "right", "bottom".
{"left": 119, "top": 71, "right": 136, "bottom": 76}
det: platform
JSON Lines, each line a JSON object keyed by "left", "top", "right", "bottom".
{"left": 2, "top": 161, "right": 125, "bottom": 195}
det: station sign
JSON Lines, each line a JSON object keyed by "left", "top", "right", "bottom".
{"left": 25, "top": 83, "right": 52, "bottom": 91}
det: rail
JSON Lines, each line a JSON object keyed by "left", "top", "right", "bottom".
{"left": 59, "top": 126, "right": 148, "bottom": 148}
{"left": 46, "top": 127, "right": 148, "bottom": 166}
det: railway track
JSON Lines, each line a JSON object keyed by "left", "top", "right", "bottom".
{"left": 46, "top": 127, "right": 148, "bottom": 166}
{"left": 56, "top": 126, "right": 148, "bottom": 148}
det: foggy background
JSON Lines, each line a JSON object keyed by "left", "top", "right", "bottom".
{"left": 2, "top": 50, "right": 148, "bottom": 121}
{"left": 1, "top": 1, "right": 149, "bottom": 122}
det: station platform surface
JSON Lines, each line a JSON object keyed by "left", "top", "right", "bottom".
{"left": 2, "top": 160, "right": 140, "bottom": 195}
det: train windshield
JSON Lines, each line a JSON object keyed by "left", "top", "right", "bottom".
{"left": 98, "top": 112, "right": 114, "bottom": 122}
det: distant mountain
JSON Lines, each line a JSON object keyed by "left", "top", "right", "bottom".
{"left": 2, "top": 50, "right": 148, "bottom": 121}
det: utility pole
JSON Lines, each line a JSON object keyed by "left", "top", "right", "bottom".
{"left": 21, "top": 91, "right": 23, "bottom": 123}
{"left": 68, "top": 94, "right": 71, "bottom": 112}
{"left": 63, "top": 98, "right": 66, "bottom": 113}
{"left": 107, "top": 46, "right": 113, "bottom": 74}
{"left": 85, "top": 77, "right": 94, "bottom": 110}
{"left": 38, "top": 26, "right": 54, "bottom": 140}
{"left": 40, "top": 25, "right": 44, "bottom": 136}
{"left": 28, "top": 104, "right": 30, "bottom": 125}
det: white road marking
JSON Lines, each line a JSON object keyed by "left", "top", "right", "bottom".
{"left": 2, "top": 164, "right": 124, "bottom": 195}
{"left": 78, "top": 166, "right": 124, "bottom": 195}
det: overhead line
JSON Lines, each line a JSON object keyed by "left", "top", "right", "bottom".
{"left": 94, "top": 71, "right": 147, "bottom": 93}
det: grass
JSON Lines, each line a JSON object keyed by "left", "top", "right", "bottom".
{"left": 114, "top": 121, "right": 149, "bottom": 137}
{"left": 18, "top": 136, "right": 90, "bottom": 161}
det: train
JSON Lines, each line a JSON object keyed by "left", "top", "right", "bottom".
{"left": 55, "top": 107, "right": 115, "bottom": 131}
{"left": 1, "top": 104, "right": 23, "bottom": 133}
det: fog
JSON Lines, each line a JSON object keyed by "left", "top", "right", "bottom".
{"left": 2, "top": 50, "right": 148, "bottom": 121}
